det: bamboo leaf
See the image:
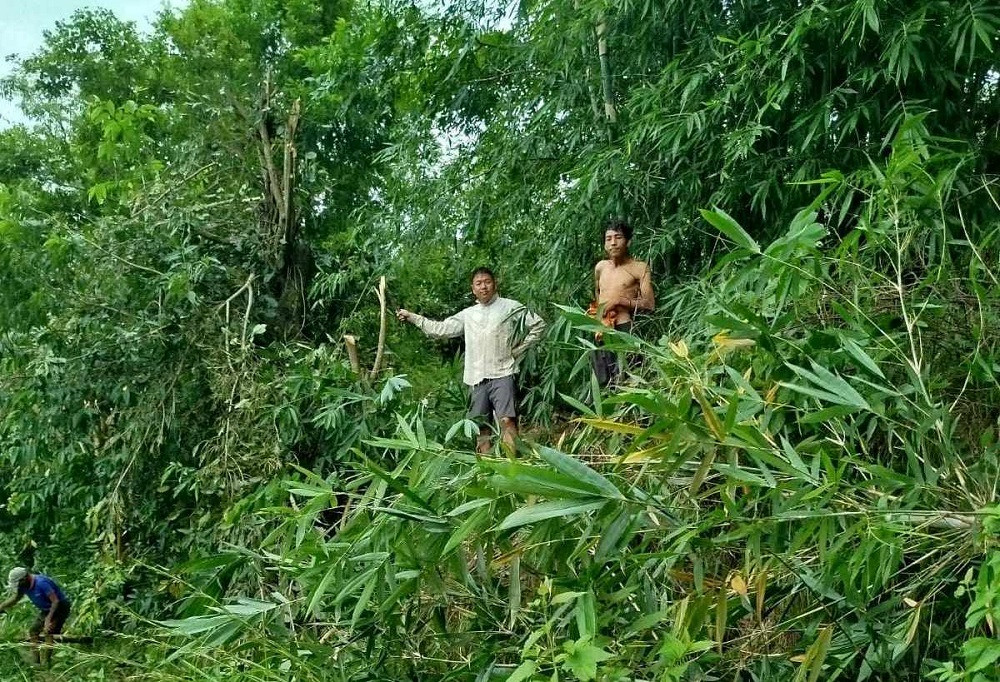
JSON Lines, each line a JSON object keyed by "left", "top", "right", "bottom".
{"left": 577, "top": 417, "right": 644, "bottom": 436}
{"left": 443, "top": 506, "right": 490, "bottom": 555}
{"left": 351, "top": 572, "right": 378, "bottom": 628}
{"left": 700, "top": 207, "right": 761, "bottom": 254}
{"left": 488, "top": 460, "right": 610, "bottom": 499}
{"left": 560, "top": 391, "right": 596, "bottom": 416}
{"left": 496, "top": 499, "right": 606, "bottom": 531}
{"left": 693, "top": 387, "right": 726, "bottom": 440}
{"left": 576, "top": 591, "right": 597, "bottom": 640}
{"left": 715, "top": 588, "right": 728, "bottom": 654}
{"left": 783, "top": 362, "right": 870, "bottom": 410}
{"left": 807, "top": 625, "right": 833, "bottom": 682}
{"left": 689, "top": 447, "right": 718, "bottom": 494}
{"left": 535, "top": 444, "right": 625, "bottom": 499}
{"left": 447, "top": 498, "right": 493, "bottom": 517}
{"left": 842, "top": 338, "right": 885, "bottom": 379}
{"left": 506, "top": 660, "right": 536, "bottom": 682}
{"left": 715, "top": 463, "right": 772, "bottom": 487}
{"left": 508, "top": 552, "right": 521, "bottom": 627}
{"left": 307, "top": 563, "right": 338, "bottom": 616}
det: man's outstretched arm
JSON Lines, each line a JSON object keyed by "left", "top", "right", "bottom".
{"left": 397, "top": 309, "right": 465, "bottom": 339}
{"left": 0, "top": 592, "right": 22, "bottom": 612}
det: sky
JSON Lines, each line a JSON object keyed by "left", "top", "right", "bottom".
{"left": 0, "top": 0, "right": 186, "bottom": 127}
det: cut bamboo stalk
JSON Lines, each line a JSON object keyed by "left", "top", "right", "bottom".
{"left": 370, "top": 277, "right": 388, "bottom": 380}
{"left": 343, "top": 335, "right": 361, "bottom": 374}
{"left": 596, "top": 17, "right": 617, "bottom": 124}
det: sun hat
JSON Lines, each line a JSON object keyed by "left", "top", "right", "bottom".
{"left": 7, "top": 567, "right": 27, "bottom": 592}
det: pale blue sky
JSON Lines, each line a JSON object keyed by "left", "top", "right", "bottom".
{"left": 0, "top": 0, "right": 187, "bottom": 126}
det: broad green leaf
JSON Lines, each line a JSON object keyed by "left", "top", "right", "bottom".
{"left": 841, "top": 338, "right": 885, "bottom": 379}
{"left": 488, "top": 461, "right": 610, "bottom": 499}
{"left": 700, "top": 207, "right": 760, "bottom": 254}
{"left": 157, "top": 615, "right": 231, "bottom": 636}
{"left": 561, "top": 638, "right": 613, "bottom": 681}
{"left": 446, "top": 497, "right": 493, "bottom": 517}
{"left": 497, "top": 499, "right": 606, "bottom": 531}
{"left": 507, "top": 660, "right": 537, "bottom": 682}
{"left": 535, "top": 444, "right": 624, "bottom": 500}
{"left": 221, "top": 598, "right": 279, "bottom": 617}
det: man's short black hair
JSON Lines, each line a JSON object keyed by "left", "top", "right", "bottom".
{"left": 604, "top": 218, "right": 632, "bottom": 241}
{"left": 471, "top": 266, "right": 495, "bottom": 281}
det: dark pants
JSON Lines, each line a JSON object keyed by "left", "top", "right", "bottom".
{"left": 591, "top": 323, "right": 632, "bottom": 387}
{"left": 30, "top": 600, "right": 70, "bottom": 637}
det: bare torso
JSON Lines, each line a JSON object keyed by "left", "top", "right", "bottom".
{"left": 595, "top": 257, "right": 654, "bottom": 325}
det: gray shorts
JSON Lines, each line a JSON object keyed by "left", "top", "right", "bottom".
{"left": 469, "top": 376, "right": 517, "bottom": 421}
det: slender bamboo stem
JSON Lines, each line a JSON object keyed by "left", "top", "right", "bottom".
{"left": 596, "top": 17, "right": 617, "bottom": 125}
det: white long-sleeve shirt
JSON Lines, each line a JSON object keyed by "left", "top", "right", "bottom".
{"left": 410, "top": 295, "right": 545, "bottom": 386}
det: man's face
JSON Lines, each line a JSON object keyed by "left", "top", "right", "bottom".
{"left": 604, "top": 229, "right": 629, "bottom": 259}
{"left": 471, "top": 273, "right": 496, "bottom": 303}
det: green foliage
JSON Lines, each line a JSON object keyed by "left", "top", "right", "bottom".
{"left": 0, "top": 0, "right": 999, "bottom": 679}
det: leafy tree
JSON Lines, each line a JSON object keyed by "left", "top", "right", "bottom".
{"left": 0, "top": 0, "right": 999, "bottom": 679}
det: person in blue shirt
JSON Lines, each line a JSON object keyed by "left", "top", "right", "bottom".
{"left": 0, "top": 567, "right": 71, "bottom": 664}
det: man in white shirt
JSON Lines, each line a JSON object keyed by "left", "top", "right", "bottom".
{"left": 397, "top": 267, "right": 545, "bottom": 453}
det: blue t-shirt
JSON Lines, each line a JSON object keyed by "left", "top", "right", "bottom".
{"left": 23, "top": 574, "right": 66, "bottom": 612}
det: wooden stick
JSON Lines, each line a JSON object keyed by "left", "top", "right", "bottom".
{"left": 48, "top": 634, "right": 94, "bottom": 643}
{"left": 9, "top": 635, "right": 96, "bottom": 644}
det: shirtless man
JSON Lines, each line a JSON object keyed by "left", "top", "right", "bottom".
{"left": 591, "top": 219, "right": 654, "bottom": 385}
